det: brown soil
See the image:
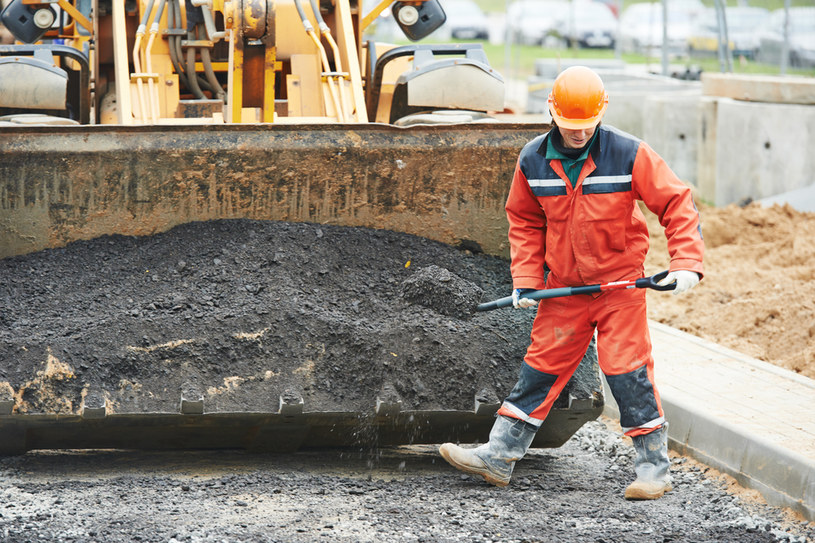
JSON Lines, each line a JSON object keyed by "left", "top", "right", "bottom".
{"left": 644, "top": 202, "right": 815, "bottom": 380}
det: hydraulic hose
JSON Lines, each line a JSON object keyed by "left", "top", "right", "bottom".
{"left": 132, "top": 0, "right": 157, "bottom": 121}
{"left": 308, "top": 0, "right": 349, "bottom": 121}
{"left": 307, "top": 0, "right": 326, "bottom": 28}
{"left": 145, "top": 0, "right": 168, "bottom": 122}
{"left": 166, "top": 0, "right": 190, "bottom": 90}
{"left": 292, "top": 0, "right": 310, "bottom": 27}
{"left": 186, "top": 27, "right": 206, "bottom": 99}
{"left": 293, "top": 0, "right": 343, "bottom": 121}
{"left": 200, "top": 46, "right": 224, "bottom": 102}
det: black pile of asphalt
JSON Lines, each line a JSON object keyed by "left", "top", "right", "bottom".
{"left": 0, "top": 219, "right": 598, "bottom": 419}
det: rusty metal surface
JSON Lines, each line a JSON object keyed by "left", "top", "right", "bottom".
{"left": 0, "top": 122, "right": 550, "bottom": 259}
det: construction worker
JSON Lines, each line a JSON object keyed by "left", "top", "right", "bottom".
{"left": 439, "top": 65, "right": 704, "bottom": 500}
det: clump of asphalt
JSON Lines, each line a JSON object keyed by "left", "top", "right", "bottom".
{"left": 0, "top": 219, "right": 597, "bottom": 421}
{"left": 399, "top": 264, "right": 484, "bottom": 320}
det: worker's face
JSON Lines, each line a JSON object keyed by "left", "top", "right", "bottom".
{"left": 558, "top": 125, "right": 597, "bottom": 149}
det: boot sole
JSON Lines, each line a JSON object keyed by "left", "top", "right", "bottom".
{"left": 439, "top": 444, "right": 510, "bottom": 487}
{"left": 624, "top": 483, "right": 674, "bottom": 501}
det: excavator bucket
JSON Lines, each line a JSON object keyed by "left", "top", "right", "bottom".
{"left": 0, "top": 121, "right": 604, "bottom": 455}
{"left": 0, "top": 0, "right": 604, "bottom": 454}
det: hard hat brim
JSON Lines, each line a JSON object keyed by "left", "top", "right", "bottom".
{"left": 548, "top": 98, "right": 608, "bottom": 130}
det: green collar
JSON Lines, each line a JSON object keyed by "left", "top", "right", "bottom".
{"left": 545, "top": 128, "right": 598, "bottom": 163}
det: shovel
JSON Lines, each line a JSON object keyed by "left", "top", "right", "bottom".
{"left": 476, "top": 270, "right": 676, "bottom": 312}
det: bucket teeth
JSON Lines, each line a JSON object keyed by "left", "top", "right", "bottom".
{"left": 279, "top": 389, "right": 304, "bottom": 416}
{"left": 376, "top": 383, "right": 403, "bottom": 416}
{"left": 81, "top": 391, "right": 107, "bottom": 419}
{"left": 0, "top": 387, "right": 14, "bottom": 415}
{"left": 474, "top": 388, "right": 500, "bottom": 416}
{"left": 567, "top": 393, "right": 594, "bottom": 410}
{"left": 180, "top": 383, "right": 204, "bottom": 415}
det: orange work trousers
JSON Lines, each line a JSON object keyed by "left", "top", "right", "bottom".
{"left": 497, "top": 282, "right": 665, "bottom": 437}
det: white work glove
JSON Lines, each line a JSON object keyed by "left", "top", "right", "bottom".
{"left": 657, "top": 270, "right": 700, "bottom": 295}
{"left": 512, "top": 288, "right": 538, "bottom": 309}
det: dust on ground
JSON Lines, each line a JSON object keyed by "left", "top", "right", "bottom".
{"left": 644, "top": 202, "right": 815, "bottom": 380}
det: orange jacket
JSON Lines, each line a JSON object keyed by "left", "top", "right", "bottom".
{"left": 506, "top": 125, "right": 704, "bottom": 289}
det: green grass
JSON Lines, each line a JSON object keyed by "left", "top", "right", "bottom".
{"left": 479, "top": 41, "right": 815, "bottom": 80}
{"left": 473, "top": 0, "right": 815, "bottom": 14}
{"left": 379, "top": 1, "right": 815, "bottom": 80}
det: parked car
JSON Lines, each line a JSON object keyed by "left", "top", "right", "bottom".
{"left": 618, "top": 0, "right": 703, "bottom": 57}
{"left": 561, "top": 0, "right": 618, "bottom": 49}
{"left": 506, "top": 0, "right": 570, "bottom": 46}
{"left": 439, "top": 0, "right": 490, "bottom": 40}
{"left": 687, "top": 6, "right": 768, "bottom": 60}
{"left": 757, "top": 7, "right": 815, "bottom": 68}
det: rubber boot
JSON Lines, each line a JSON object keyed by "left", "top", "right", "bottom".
{"left": 438, "top": 415, "right": 537, "bottom": 487}
{"left": 624, "top": 423, "right": 673, "bottom": 500}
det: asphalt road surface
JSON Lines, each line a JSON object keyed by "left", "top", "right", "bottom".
{"left": 1, "top": 419, "right": 812, "bottom": 543}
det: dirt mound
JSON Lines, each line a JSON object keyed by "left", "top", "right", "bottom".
{"left": 645, "top": 202, "right": 815, "bottom": 379}
{"left": 0, "top": 220, "right": 599, "bottom": 417}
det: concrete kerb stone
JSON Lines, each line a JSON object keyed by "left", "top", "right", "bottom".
{"left": 662, "top": 394, "right": 815, "bottom": 522}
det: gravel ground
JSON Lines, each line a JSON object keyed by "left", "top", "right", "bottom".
{"left": 1, "top": 418, "right": 813, "bottom": 543}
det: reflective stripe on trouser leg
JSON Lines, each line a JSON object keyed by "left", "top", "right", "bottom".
{"left": 596, "top": 287, "right": 664, "bottom": 436}
{"left": 498, "top": 294, "right": 595, "bottom": 427}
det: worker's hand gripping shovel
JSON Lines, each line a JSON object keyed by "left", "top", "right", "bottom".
{"left": 476, "top": 270, "right": 676, "bottom": 312}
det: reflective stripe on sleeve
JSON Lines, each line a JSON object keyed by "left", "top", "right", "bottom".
{"left": 527, "top": 178, "right": 568, "bottom": 197}
{"left": 582, "top": 174, "right": 632, "bottom": 194}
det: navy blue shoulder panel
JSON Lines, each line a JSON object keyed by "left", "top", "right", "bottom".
{"left": 592, "top": 125, "right": 640, "bottom": 178}
{"left": 516, "top": 126, "right": 642, "bottom": 197}
{"left": 518, "top": 133, "right": 550, "bottom": 176}
{"left": 518, "top": 132, "right": 567, "bottom": 197}
{"left": 583, "top": 125, "right": 641, "bottom": 195}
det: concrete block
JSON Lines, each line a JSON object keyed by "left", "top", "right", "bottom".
{"left": 697, "top": 97, "right": 815, "bottom": 206}
{"left": 696, "top": 96, "right": 719, "bottom": 204}
{"left": 702, "top": 72, "right": 815, "bottom": 105}
{"left": 642, "top": 91, "right": 701, "bottom": 185}
{"left": 528, "top": 79, "right": 699, "bottom": 140}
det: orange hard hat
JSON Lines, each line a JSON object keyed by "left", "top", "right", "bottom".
{"left": 547, "top": 66, "right": 609, "bottom": 130}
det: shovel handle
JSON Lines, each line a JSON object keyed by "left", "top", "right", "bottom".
{"left": 476, "top": 270, "right": 675, "bottom": 312}
{"left": 635, "top": 270, "right": 675, "bottom": 291}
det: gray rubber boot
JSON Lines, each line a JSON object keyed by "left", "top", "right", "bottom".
{"left": 625, "top": 423, "right": 673, "bottom": 500}
{"left": 439, "top": 415, "right": 537, "bottom": 487}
